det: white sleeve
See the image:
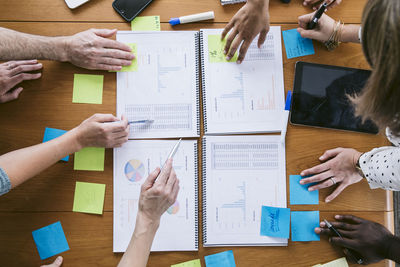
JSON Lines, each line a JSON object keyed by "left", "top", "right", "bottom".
{"left": 358, "top": 27, "right": 362, "bottom": 43}
{"left": 359, "top": 128, "right": 400, "bottom": 190}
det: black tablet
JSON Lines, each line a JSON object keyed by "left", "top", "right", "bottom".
{"left": 290, "top": 62, "right": 379, "bottom": 134}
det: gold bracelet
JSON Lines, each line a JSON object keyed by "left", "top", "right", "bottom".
{"left": 324, "top": 20, "right": 344, "bottom": 51}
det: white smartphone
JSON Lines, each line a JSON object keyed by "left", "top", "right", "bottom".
{"left": 65, "top": 0, "right": 90, "bottom": 9}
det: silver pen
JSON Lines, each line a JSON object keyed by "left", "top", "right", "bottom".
{"left": 156, "top": 138, "right": 182, "bottom": 180}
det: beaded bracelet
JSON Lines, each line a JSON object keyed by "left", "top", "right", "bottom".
{"left": 324, "top": 20, "right": 344, "bottom": 51}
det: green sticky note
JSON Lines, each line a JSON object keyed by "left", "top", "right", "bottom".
{"left": 120, "top": 43, "right": 138, "bottom": 72}
{"left": 171, "top": 259, "right": 201, "bottom": 267}
{"left": 131, "top": 16, "right": 161, "bottom": 31}
{"left": 73, "top": 181, "right": 106, "bottom": 214}
{"left": 74, "top": 147, "right": 105, "bottom": 171}
{"left": 72, "top": 74, "right": 103, "bottom": 104}
{"left": 208, "top": 35, "right": 238, "bottom": 63}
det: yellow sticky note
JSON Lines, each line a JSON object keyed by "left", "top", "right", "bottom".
{"left": 171, "top": 259, "right": 201, "bottom": 267}
{"left": 119, "top": 43, "right": 138, "bottom": 72}
{"left": 208, "top": 34, "right": 238, "bottom": 63}
{"left": 131, "top": 16, "right": 161, "bottom": 31}
{"left": 74, "top": 147, "right": 105, "bottom": 171}
{"left": 72, "top": 181, "right": 106, "bottom": 214}
{"left": 321, "top": 257, "right": 349, "bottom": 267}
{"left": 72, "top": 74, "right": 103, "bottom": 104}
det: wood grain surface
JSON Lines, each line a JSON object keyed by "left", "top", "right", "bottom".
{"left": 0, "top": 1, "right": 394, "bottom": 266}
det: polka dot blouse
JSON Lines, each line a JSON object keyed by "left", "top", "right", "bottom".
{"left": 359, "top": 128, "right": 400, "bottom": 191}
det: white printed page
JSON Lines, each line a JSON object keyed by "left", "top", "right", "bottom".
{"left": 203, "top": 135, "right": 287, "bottom": 246}
{"left": 116, "top": 31, "right": 200, "bottom": 139}
{"left": 201, "top": 27, "right": 285, "bottom": 134}
{"left": 113, "top": 140, "right": 198, "bottom": 252}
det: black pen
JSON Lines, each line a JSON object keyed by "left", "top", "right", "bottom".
{"left": 324, "top": 219, "right": 364, "bottom": 264}
{"left": 307, "top": 2, "right": 328, "bottom": 29}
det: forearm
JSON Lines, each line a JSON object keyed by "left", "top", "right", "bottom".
{"left": 0, "top": 128, "right": 82, "bottom": 188}
{"left": 0, "top": 27, "right": 68, "bottom": 61}
{"left": 340, "top": 24, "right": 361, "bottom": 43}
{"left": 118, "top": 214, "right": 159, "bottom": 267}
{"left": 386, "top": 235, "right": 400, "bottom": 263}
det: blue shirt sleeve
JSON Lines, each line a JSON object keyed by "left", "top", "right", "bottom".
{"left": 0, "top": 168, "right": 11, "bottom": 196}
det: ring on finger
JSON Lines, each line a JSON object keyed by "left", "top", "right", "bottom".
{"left": 330, "top": 177, "right": 336, "bottom": 185}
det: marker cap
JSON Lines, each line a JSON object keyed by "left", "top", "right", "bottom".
{"left": 169, "top": 18, "right": 181, "bottom": 26}
{"left": 285, "top": 90, "right": 292, "bottom": 111}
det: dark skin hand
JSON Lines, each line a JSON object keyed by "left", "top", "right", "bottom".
{"left": 315, "top": 215, "right": 400, "bottom": 264}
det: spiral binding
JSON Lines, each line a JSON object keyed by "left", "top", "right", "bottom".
{"left": 194, "top": 32, "right": 201, "bottom": 136}
{"left": 199, "top": 30, "right": 208, "bottom": 134}
{"left": 193, "top": 141, "right": 199, "bottom": 249}
{"left": 201, "top": 137, "right": 207, "bottom": 244}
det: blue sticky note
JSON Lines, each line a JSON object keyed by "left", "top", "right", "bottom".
{"left": 282, "top": 29, "right": 315, "bottom": 59}
{"left": 260, "top": 206, "right": 290, "bottom": 238}
{"left": 43, "top": 127, "right": 69, "bottom": 162}
{"left": 32, "top": 221, "right": 70, "bottom": 260}
{"left": 205, "top": 250, "right": 236, "bottom": 267}
{"left": 290, "top": 175, "right": 318, "bottom": 205}
{"left": 291, "top": 211, "right": 320, "bottom": 241}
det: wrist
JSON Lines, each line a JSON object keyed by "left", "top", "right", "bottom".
{"left": 54, "top": 36, "right": 70, "bottom": 62}
{"left": 385, "top": 235, "right": 400, "bottom": 262}
{"left": 249, "top": 0, "right": 269, "bottom": 9}
{"left": 68, "top": 127, "right": 85, "bottom": 152}
{"left": 339, "top": 25, "right": 361, "bottom": 43}
{"left": 134, "top": 212, "right": 160, "bottom": 237}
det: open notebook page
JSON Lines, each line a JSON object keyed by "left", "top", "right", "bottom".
{"left": 202, "top": 135, "right": 287, "bottom": 246}
{"left": 200, "top": 27, "right": 285, "bottom": 134}
{"left": 113, "top": 140, "right": 198, "bottom": 252}
{"left": 116, "top": 31, "right": 200, "bottom": 139}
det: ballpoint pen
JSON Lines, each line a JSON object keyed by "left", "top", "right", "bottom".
{"left": 158, "top": 138, "right": 182, "bottom": 177}
{"left": 324, "top": 219, "right": 364, "bottom": 264}
{"left": 307, "top": 0, "right": 337, "bottom": 30}
{"left": 128, "top": 119, "right": 154, "bottom": 124}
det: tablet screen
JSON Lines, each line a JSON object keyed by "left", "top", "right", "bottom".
{"left": 290, "top": 62, "right": 379, "bottom": 134}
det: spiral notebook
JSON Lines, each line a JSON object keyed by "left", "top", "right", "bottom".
{"left": 113, "top": 140, "right": 199, "bottom": 252}
{"left": 202, "top": 135, "right": 287, "bottom": 246}
{"left": 200, "top": 27, "right": 285, "bottom": 135}
{"left": 116, "top": 31, "right": 201, "bottom": 139}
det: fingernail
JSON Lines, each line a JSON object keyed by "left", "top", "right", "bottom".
{"left": 320, "top": 222, "right": 325, "bottom": 227}
{"left": 300, "top": 172, "right": 304, "bottom": 176}
{"left": 319, "top": 156, "right": 324, "bottom": 160}
{"left": 226, "top": 56, "right": 231, "bottom": 60}
{"left": 325, "top": 198, "right": 330, "bottom": 203}
{"left": 329, "top": 237, "right": 332, "bottom": 242}
{"left": 38, "top": 63, "right": 42, "bottom": 66}
{"left": 308, "top": 188, "right": 313, "bottom": 191}
{"left": 223, "top": 49, "right": 227, "bottom": 54}
{"left": 236, "top": 60, "right": 242, "bottom": 64}
{"left": 335, "top": 215, "right": 340, "bottom": 219}
{"left": 299, "top": 181, "right": 304, "bottom": 184}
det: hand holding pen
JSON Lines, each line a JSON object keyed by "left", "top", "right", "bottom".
{"left": 315, "top": 215, "right": 398, "bottom": 265}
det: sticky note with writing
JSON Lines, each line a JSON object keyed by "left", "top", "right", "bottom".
{"left": 73, "top": 181, "right": 106, "bottom": 214}
{"left": 42, "top": 127, "right": 69, "bottom": 162}
{"left": 282, "top": 29, "right": 315, "bottom": 59}
{"left": 171, "top": 259, "right": 201, "bottom": 267}
{"left": 291, "top": 211, "right": 320, "bottom": 241}
{"left": 72, "top": 74, "right": 103, "bottom": 104}
{"left": 208, "top": 35, "right": 238, "bottom": 63}
{"left": 290, "top": 175, "right": 318, "bottom": 205}
{"left": 32, "top": 221, "right": 70, "bottom": 260}
{"left": 205, "top": 250, "right": 236, "bottom": 267}
{"left": 131, "top": 16, "right": 161, "bottom": 31}
{"left": 74, "top": 147, "right": 105, "bottom": 171}
{"left": 260, "top": 206, "right": 290, "bottom": 238}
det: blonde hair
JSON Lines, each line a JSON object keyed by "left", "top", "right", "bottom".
{"left": 351, "top": 0, "right": 400, "bottom": 134}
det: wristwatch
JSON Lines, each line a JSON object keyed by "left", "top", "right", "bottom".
{"left": 355, "top": 153, "right": 366, "bottom": 179}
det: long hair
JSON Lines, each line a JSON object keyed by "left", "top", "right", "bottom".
{"left": 351, "top": 0, "right": 400, "bottom": 135}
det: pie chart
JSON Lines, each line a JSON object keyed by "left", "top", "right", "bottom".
{"left": 167, "top": 201, "right": 180, "bottom": 215}
{"left": 124, "top": 159, "right": 145, "bottom": 182}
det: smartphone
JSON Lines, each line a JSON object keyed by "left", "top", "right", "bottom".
{"left": 112, "top": 0, "right": 153, "bottom": 22}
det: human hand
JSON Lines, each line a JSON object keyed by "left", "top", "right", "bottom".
{"left": 302, "top": 0, "right": 342, "bottom": 10}
{"left": 64, "top": 29, "right": 135, "bottom": 71}
{"left": 297, "top": 12, "right": 336, "bottom": 42}
{"left": 300, "top": 148, "right": 363, "bottom": 202}
{"left": 138, "top": 159, "right": 179, "bottom": 224}
{"left": 315, "top": 215, "right": 393, "bottom": 264}
{"left": 40, "top": 256, "right": 63, "bottom": 267}
{"left": 0, "top": 60, "right": 42, "bottom": 103}
{"left": 73, "top": 114, "right": 129, "bottom": 149}
{"left": 222, "top": 0, "right": 270, "bottom": 63}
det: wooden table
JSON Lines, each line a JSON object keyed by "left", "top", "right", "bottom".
{"left": 0, "top": 0, "right": 394, "bottom": 266}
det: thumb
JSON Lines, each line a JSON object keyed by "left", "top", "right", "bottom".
{"left": 297, "top": 28, "right": 318, "bottom": 40}
{"left": 92, "top": 28, "right": 117, "bottom": 38}
{"left": 0, "top": 87, "right": 23, "bottom": 103}
{"left": 40, "top": 256, "right": 63, "bottom": 267}
{"left": 142, "top": 167, "right": 161, "bottom": 189}
{"left": 298, "top": 12, "right": 315, "bottom": 29}
{"left": 258, "top": 29, "right": 268, "bottom": 48}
